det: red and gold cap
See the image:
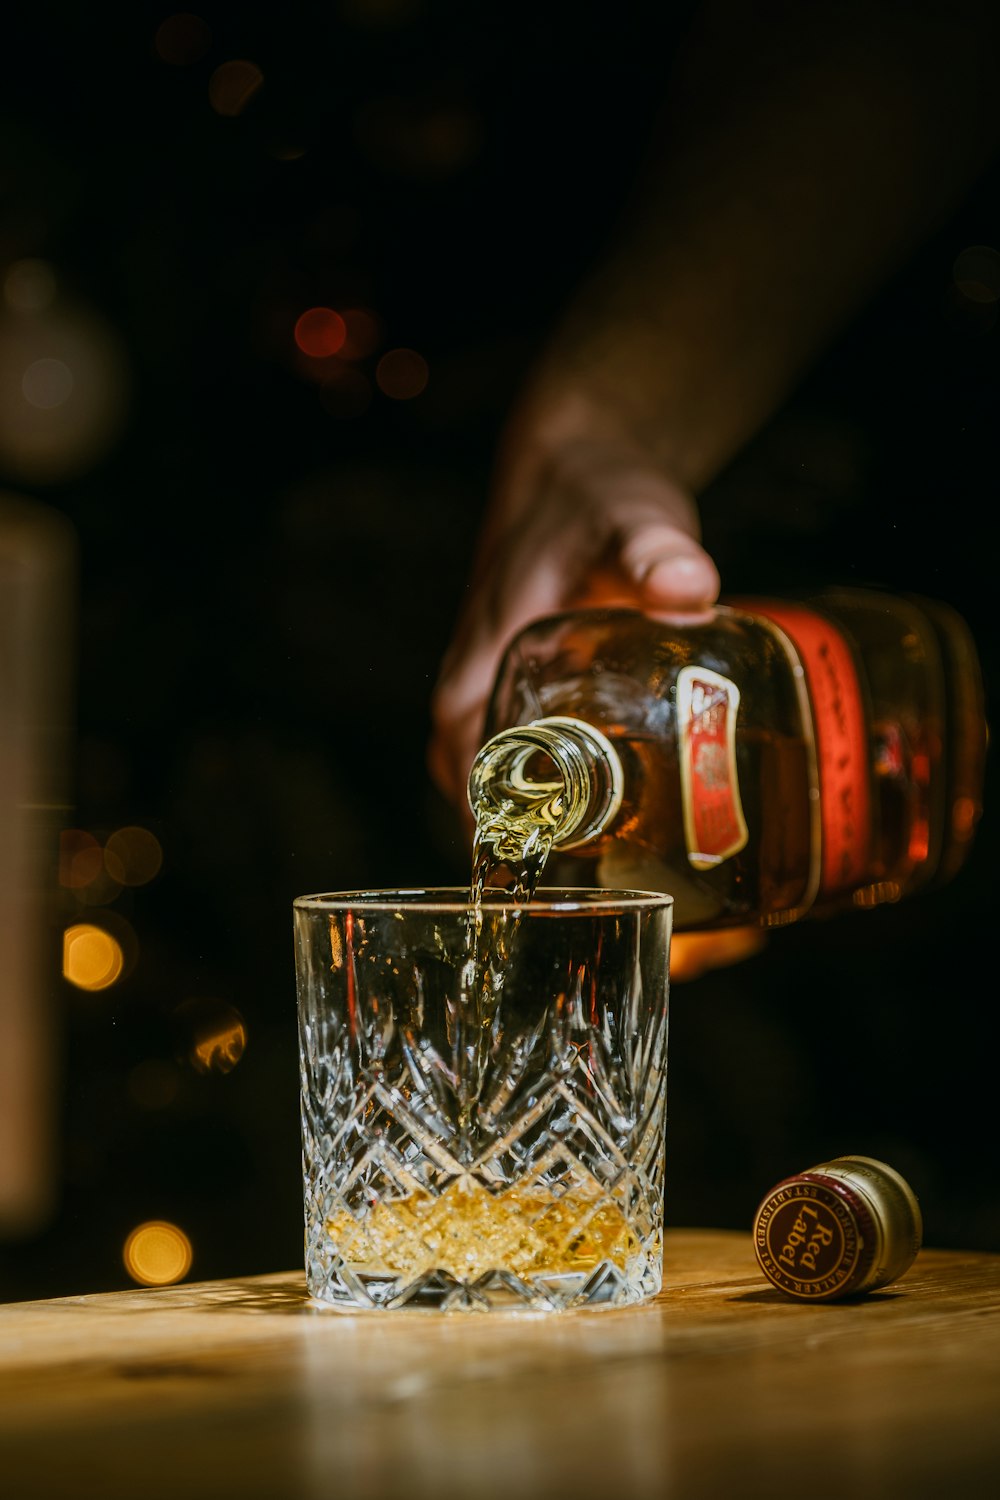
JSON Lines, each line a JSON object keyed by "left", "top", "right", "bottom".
{"left": 753, "top": 1154, "right": 923, "bottom": 1302}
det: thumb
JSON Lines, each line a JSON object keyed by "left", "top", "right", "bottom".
{"left": 618, "top": 522, "right": 721, "bottom": 609}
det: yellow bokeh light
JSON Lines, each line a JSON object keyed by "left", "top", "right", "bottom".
{"left": 123, "top": 1221, "right": 193, "bottom": 1287}
{"left": 104, "top": 826, "right": 163, "bottom": 886}
{"left": 0, "top": 298, "right": 130, "bottom": 485}
{"left": 63, "top": 923, "right": 125, "bottom": 991}
{"left": 209, "top": 59, "right": 264, "bottom": 118}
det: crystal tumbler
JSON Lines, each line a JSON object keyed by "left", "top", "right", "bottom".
{"left": 295, "top": 888, "right": 672, "bottom": 1312}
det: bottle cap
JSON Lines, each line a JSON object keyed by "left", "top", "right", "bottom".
{"left": 752, "top": 1154, "right": 922, "bottom": 1301}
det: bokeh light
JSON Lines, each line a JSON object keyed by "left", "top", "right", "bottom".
{"left": 104, "top": 826, "right": 163, "bottom": 886}
{"left": 154, "top": 12, "right": 212, "bottom": 66}
{"left": 59, "top": 829, "right": 104, "bottom": 890}
{"left": 123, "top": 1221, "right": 193, "bottom": 1286}
{"left": 339, "top": 306, "right": 383, "bottom": 360}
{"left": 75, "top": 865, "right": 124, "bottom": 908}
{"left": 63, "top": 923, "right": 125, "bottom": 991}
{"left": 209, "top": 59, "right": 264, "bottom": 118}
{"left": 375, "top": 347, "right": 429, "bottom": 400}
{"left": 0, "top": 293, "right": 130, "bottom": 483}
{"left": 294, "top": 306, "right": 347, "bottom": 358}
{"left": 21, "top": 357, "right": 73, "bottom": 409}
{"left": 952, "top": 794, "right": 979, "bottom": 840}
{"left": 173, "top": 997, "right": 248, "bottom": 1075}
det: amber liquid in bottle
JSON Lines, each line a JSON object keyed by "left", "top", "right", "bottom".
{"left": 471, "top": 588, "right": 986, "bottom": 932}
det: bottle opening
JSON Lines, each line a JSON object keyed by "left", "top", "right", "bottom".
{"left": 468, "top": 716, "right": 624, "bottom": 849}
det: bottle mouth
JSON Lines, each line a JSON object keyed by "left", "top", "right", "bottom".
{"left": 468, "top": 715, "right": 624, "bottom": 848}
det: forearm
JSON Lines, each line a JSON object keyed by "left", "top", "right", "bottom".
{"left": 498, "top": 0, "right": 1000, "bottom": 505}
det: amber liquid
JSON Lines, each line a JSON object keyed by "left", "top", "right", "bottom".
{"left": 326, "top": 799, "right": 642, "bottom": 1289}
{"left": 326, "top": 1178, "right": 641, "bottom": 1282}
{"left": 480, "top": 594, "right": 987, "bottom": 930}
{"left": 539, "top": 725, "right": 817, "bottom": 930}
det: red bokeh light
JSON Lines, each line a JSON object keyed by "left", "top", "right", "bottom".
{"left": 339, "top": 307, "right": 383, "bottom": 361}
{"left": 294, "top": 307, "right": 347, "bottom": 359}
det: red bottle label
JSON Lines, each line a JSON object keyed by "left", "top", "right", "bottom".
{"left": 736, "top": 600, "right": 871, "bottom": 898}
{"left": 677, "top": 666, "right": 748, "bottom": 870}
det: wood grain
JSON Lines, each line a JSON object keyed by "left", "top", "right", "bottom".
{"left": 1, "top": 1230, "right": 998, "bottom": 1500}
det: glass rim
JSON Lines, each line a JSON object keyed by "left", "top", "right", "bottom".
{"left": 293, "top": 886, "right": 673, "bottom": 915}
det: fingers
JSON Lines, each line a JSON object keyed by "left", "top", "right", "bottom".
{"left": 428, "top": 456, "right": 721, "bottom": 808}
{"left": 623, "top": 532, "right": 720, "bottom": 606}
{"left": 429, "top": 555, "right": 570, "bottom": 804}
{"left": 613, "top": 502, "right": 721, "bottom": 607}
{"left": 669, "top": 927, "right": 768, "bottom": 982}
{"left": 428, "top": 690, "right": 494, "bottom": 810}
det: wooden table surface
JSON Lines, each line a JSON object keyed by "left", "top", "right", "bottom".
{"left": 1, "top": 1229, "right": 998, "bottom": 1500}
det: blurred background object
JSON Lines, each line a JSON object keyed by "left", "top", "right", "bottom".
{"left": 0, "top": 494, "right": 76, "bottom": 1236}
{"left": 0, "top": 259, "right": 129, "bottom": 486}
{"left": 0, "top": 2, "right": 996, "bottom": 1300}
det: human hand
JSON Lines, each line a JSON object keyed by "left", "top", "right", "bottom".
{"left": 428, "top": 440, "right": 721, "bottom": 811}
{"left": 428, "top": 436, "right": 770, "bottom": 982}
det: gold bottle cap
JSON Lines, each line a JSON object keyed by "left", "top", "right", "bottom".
{"left": 753, "top": 1154, "right": 922, "bottom": 1302}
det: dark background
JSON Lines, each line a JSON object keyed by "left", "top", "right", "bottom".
{"left": 1, "top": 1, "right": 997, "bottom": 1300}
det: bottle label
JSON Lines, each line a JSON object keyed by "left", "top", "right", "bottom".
{"left": 676, "top": 666, "right": 749, "bottom": 870}
{"left": 738, "top": 601, "right": 872, "bottom": 899}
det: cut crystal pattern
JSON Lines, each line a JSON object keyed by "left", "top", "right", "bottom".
{"left": 297, "top": 895, "right": 669, "bottom": 1312}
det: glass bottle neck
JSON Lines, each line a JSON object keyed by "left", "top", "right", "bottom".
{"left": 467, "top": 715, "right": 624, "bottom": 850}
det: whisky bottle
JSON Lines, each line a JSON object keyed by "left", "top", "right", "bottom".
{"left": 468, "top": 587, "right": 987, "bottom": 931}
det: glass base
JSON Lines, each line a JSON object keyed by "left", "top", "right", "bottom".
{"left": 305, "top": 1255, "right": 663, "bottom": 1312}
{"left": 304, "top": 1167, "right": 664, "bottom": 1312}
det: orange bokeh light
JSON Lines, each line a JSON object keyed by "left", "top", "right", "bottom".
{"left": 63, "top": 923, "right": 125, "bottom": 991}
{"left": 952, "top": 795, "right": 978, "bottom": 839}
{"left": 209, "top": 59, "right": 264, "bottom": 118}
{"left": 123, "top": 1221, "right": 193, "bottom": 1287}
{"left": 339, "top": 307, "right": 383, "bottom": 360}
{"left": 295, "top": 307, "right": 347, "bottom": 358}
{"left": 59, "top": 829, "right": 104, "bottom": 889}
{"left": 104, "top": 826, "right": 163, "bottom": 886}
{"left": 375, "top": 347, "right": 429, "bottom": 400}
{"left": 174, "top": 997, "right": 248, "bottom": 1075}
